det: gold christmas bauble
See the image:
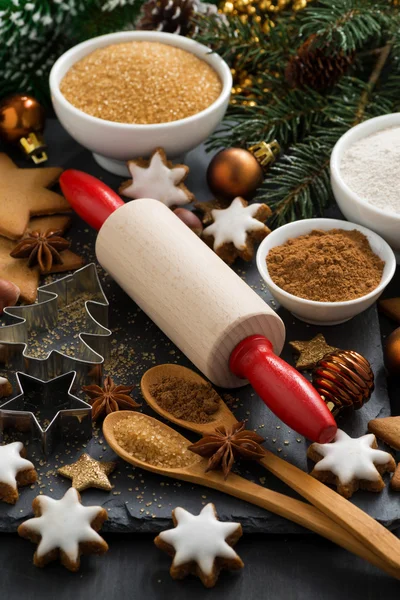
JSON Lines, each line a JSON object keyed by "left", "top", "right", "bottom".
{"left": 384, "top": 327, "right": 400, "bottom": 376}
{"left": 0, "top": 94, "right": 45, "bottom": 144}
{"left": 207, "top": 148, "right": 264, "bottom": 201}
{"left": 312, "top": 350, "right": 374, "bottom": 414}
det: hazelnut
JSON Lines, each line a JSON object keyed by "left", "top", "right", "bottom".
{"left": 0, "top": 279, "right": 20, "bottom": 314}
{"left": 173, "top": 208, "right": 203, "bottom": 236}
{"left": 0, "top": 376, "right": 12, "bottom": 398}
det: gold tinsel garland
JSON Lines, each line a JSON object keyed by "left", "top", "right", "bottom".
{"left": 219, "top": 0, "right": 311, "bottom": 103}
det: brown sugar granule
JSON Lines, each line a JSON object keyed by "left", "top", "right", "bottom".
{"left": 150, "top": 376, "right": 220, "bottom": 424}
{"left": 60, "top": 41, "right": 222, "bottom": 124}
{"left": 113, "top": 414, "right": 199, "bottom": 468}
{"left": 266, "top": 229, "right": 384, "bottom": 302}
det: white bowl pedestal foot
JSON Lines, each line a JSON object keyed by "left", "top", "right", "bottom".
{"left": 93, "top": 153, "right": 130, "bottom": 176}
{"left": 291, "top": 313, "right": 353, "bottom": 326}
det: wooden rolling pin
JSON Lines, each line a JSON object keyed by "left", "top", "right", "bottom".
{"left": 60, "top": 170, "right": 336, "bottom": 443}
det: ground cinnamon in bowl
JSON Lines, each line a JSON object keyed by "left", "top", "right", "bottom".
{"left": 266, "top": 229, "right": 385, "bottom": 302}
{"left": 150, "top": 376, "right": 220, "bottom": 424}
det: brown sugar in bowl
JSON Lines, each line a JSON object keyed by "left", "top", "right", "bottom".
{"left": 50, "top": 31, "right": 232, "bottom": 176}
{"left": 256, "top": 218, "right": 396, "bottom": 326}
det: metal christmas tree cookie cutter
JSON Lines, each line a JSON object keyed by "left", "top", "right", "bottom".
{"left": 0, "top": 371, "right": 92, "bottom": 455}
{"left": 0, "top": 263, "right": 111, "bottom": 388}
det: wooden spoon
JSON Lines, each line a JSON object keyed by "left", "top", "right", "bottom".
{"left": 103, "top": 409, "right": 400, "bottom": 580}
{"left": 140, "top": 364, "right": 400, "bottom": 579}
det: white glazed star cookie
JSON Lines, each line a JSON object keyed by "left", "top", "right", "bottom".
{"left": 0, "top": 441, "right": 37, "bottom": 504}
{"left": 308, "top": 428, "right": 395, "bottom": 498}
{"left": 18, "top": 487, "right": 108, "bottom": 571}
{"left": 154, "top": 503, "right": 243, "bottom": 587}
{"left": 202, "top": 197, "right": 271, "bottom": 264}
{"left": 119, "top": 147, "right": 194, "bottom": 207}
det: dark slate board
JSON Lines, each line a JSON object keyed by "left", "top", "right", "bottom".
{"left": 0, "top": 119, "right": 398, "bottom": 534}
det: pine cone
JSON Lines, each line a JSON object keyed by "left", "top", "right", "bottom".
{"left": 285, "top": 36, "right": 353, "bottom": 91}
{"left": 136, "top": 0, "right": 195, "bottom": 36}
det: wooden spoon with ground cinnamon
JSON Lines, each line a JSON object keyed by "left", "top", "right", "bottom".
{"left": 140, "top": 364, "right": 400, "bottom": 580}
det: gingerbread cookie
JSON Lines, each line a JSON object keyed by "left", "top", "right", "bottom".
{"left": 154, "top": 503, "right": 243, "bottom": 588}
{"left": 18, "top": 487, "right": 108, "bottom": 571}
{"left": 368, "top": 416, "right": 400, "bottom": 450}
{"left": 119, "top": 147, "right": 194, "bottom": 208}
{"left": 0, "top": 153, "right": 70, "bottom": 240}
{"left": 202, "top": 197, "right": 271, "bottom": 264}
{"left": 0, "top": 441, "right": 37, "bottom": 504}
{"left": 0, "top": 214, "right": 84, "bottom": 304}
{"left": 307, "top": 429, "right": 395, "bottom": 498}
{"left": 368, "top": 416, "right": 400, "bottom": 491}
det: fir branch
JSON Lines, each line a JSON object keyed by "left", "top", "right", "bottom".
{"left": 255, "top": 141, "right": 333, "bottom": 226}
{"left": 206, "top": 88, "right": 328, "bottom": 150}
{"left": 299, "top": 0, "right": 394, "bottom": 53}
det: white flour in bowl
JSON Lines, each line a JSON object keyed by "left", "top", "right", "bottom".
{"left": 340, "top": 126, "right": 400, "bottom": 215}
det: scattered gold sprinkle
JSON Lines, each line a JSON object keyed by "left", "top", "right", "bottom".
{"left": 60, "top": 42, "right": 222, "bottom": 124}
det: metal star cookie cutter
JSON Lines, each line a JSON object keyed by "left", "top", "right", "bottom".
{"left": 0, "top": 263, "right": 111, "bottom": 388}
{"left": 0, "top": 371, "right": 92, "bottom": 455}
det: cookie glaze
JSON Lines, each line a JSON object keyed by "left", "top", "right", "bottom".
{"left": 159, "top": 503, "right": 241, "bottom": 575}
{"left": 0, "top": 441, "right": 34, "bottom": 489}
{"left": 203, "top": 197, "right": 265, "bottom": 251}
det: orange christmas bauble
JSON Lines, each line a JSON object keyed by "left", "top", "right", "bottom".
{"left": 0, "top": 94, "right": 45, "bottom": 144}
{"left": 207, "top": 148, "right": 264, "bottom": 201}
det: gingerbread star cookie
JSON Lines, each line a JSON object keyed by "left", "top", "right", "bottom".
{"left": 119, "top": 147, "right": 194, "bottom": 207}
{"left": 0, "top": 153, "right": 70, "bottom": 240}
{"left": 0, "top": 441, "right": 37, "bottom": 504}
{"left": 18, "top": 487, "right": 108, "bottom": 571}
{"left": 289, "top": 334, "right": 338, "bottom": 370}
{"left": 154, "top": 503, "right": 243, "bottom": 588}
{"left": 368, "top": 416, "right": 400, "bottom": 491}
{"left": 0, "top": 214, "right": 84, "bottom": 304}
{"left": 57, "top": 453, "right": 117, "bottom": 492}
{"left": 307, "top": 429, "right": 395, "bottom": 498}
{"left": 202, "top": 196, "right": 271, "bottom": 264}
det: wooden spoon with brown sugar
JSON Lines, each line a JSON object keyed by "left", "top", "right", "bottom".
{"left": 139, "top": 364, "right": 400, "bottom": 580}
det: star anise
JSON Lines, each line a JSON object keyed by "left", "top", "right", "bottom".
{"left": 10, "top": 229, "right": 70, "bottom": 273}
{"left": 82, "top": 375, "right": 140, "bottom": 421}
{"left": 188, "top": 421, "right": 266, "bottom": 479}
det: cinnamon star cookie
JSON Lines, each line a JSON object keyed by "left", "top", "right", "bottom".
{"left": 0, "top": 215, "right": 84, "bottom": 304}
{"left": 119, "top": 147, "right": 194, "bottom": 208}
{"left": 0, "top": 153, "right": 70, "bottom": 239}
{"left": 308, "top": 428, "right": 395, "bottom": 498}
{"left": 18, "top": 487, "right": 108, "bottom": 571}
{"left": 154, "top": 503, "right": 243, "bottom": 587}
{"left": 202, "top": 196, "right": 271, "bottom": 264}
{"left": 0, "top": 441, "right": 37, "bottom": 504}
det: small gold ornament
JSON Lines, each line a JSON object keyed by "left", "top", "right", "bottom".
{"left": 384, "top": 327, "right": 400, "bottom": 377}
{"left": 289, "top": 334, "right": 338, "bottom": 371}
{"left": 57, "top": 453, "right": 117, "bottom": 492}
{"left": 313, "top": 350, "right": 374, "bottom": 415}
{"left": 0, "top": 94, "right": 47, "bottom": 164}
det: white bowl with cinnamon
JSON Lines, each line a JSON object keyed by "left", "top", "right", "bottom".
{"left": 256, "top": 218, "right": 396, "bottom": 325}
{"left": 331, "top": 113, "right": 400, "bottom": 251}
{"left": 50, "top": 31, "right": 232, "bottom": 175}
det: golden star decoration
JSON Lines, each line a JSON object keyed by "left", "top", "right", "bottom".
{"left": 57, "top": 453, "right": 117, "bottom": 492}
{"left": 289, "top": 334, "right": 338, "bottom": 370}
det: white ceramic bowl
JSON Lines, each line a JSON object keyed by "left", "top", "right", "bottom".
{"left": 331, "top": 113, "right": 400, "bottom": 251}
{"left": 256, "top": 218, "right": 396, "bottom": 326}
{"left": 49, "top": 31, "right": 232, "bottom": 175}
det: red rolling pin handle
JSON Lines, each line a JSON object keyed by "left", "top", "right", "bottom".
{"left": 60, "top": 170, "right": 337, "bottom": 444}
{"left": 60, "top": 170, "right": 123, "bottom": 230}
{"left": 230, "top": 335, "right": 337, "bottom": 443}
